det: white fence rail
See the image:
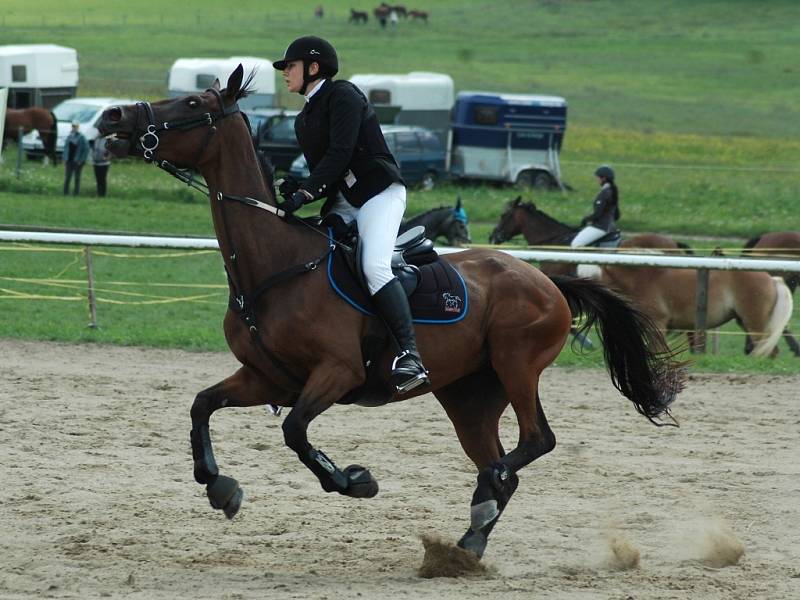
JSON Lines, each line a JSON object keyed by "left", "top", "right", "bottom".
{"left": 2, "top": 230, "right": 799, "bottom": 272}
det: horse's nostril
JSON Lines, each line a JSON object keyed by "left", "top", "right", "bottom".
{"left": 108, "top": 107, "right": 122, "bottom": 122}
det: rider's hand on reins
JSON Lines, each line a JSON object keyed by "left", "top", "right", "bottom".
{"left": 280, "top": 190, "right": 309, "bottom": 215}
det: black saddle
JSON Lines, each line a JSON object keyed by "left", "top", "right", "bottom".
{"left": 344, "top": 225, "right": 438, "bottom": 297}
{"left": 591, "top": 230, "right": 622, "bottom": 248}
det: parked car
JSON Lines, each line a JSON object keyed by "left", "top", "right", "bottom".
{"left": 288, "top": 124, "right": 446, "bottom": 189}
{"left": 246, "top": 109, "right": 300, "bottom": 172}
{"left": 22, "top": 96, "right": 139, "bottom": 158}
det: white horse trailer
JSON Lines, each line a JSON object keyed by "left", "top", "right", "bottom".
{"left": 0, "top": 44, "right": 78, "bottom": 109}
{"left": 349, "top": 72, "right": 454, "bottom": 145}
{"left": 168, "top": 57, "right": 276, "bottom": 110}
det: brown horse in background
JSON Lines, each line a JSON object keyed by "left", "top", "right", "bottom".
{"left": 409, "top": 9, "right": 428, "bottom": 21}
{"left": 582, "top": 255, "right": 793, "bottom": 358}
{"left": 489, "top": 197, "right": 693, "bottom": 277}
{"left": 98, "top": 65, "right": 685, "bottom": 561}
{"left": 742, "top": 231, "right": 800, "bottom": 356}
{"left": 3, "top": 107, "right": 58, "bottom": 163}
{"left": 348, "top": 8, "right": 368, "bottom": 23}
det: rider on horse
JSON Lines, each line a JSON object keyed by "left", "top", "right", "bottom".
{"left": 273, "top": 36, "right": 430, "bottom": 393}
{"left": 571, "top": 165, "right": 620, "bottom": 247}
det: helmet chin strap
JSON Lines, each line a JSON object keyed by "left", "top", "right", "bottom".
{"left": 299, "top": 61, "right": 321, "bottom": 95}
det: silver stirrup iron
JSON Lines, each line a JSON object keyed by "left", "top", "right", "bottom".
{"left": 391, "top": 350, "right": 430, "bottom": 393}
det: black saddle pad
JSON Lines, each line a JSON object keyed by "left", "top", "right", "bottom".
{"left": 327, "top": 248, "right": 468, "bottom": 324}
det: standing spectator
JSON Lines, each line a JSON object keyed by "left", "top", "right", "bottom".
{"left": 63, "top": 121, "right": 89, "bottom": 196}
{"left": 389, "top": 9, "right": 398, "bottom": 27}
{"left": 314, "top": 4, "right": 324, "bottom": 18}
{"left": 92, "top": 136, "right": 112, "bottom": 197}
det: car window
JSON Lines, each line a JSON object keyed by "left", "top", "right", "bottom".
{"left": 268, "top": 116, "right": 296, "bottom": 141}
{"left": 417, "top": 130, "right": 441, "bottom": 152}
{"left": 395, "top": 131, "right": 420, "bottom": 154}
{"left": 53, "top": 102, "right": 103, "bottom": 123}
{"left": 246, "top": 113, "right": 269, "bottom": 132}
{"left": 383, "top": 133, "right": 397, "bottom": 155}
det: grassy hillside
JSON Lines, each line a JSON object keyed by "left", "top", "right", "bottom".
{"left": 2, "top": 0, "right": 799, "bottom": 138}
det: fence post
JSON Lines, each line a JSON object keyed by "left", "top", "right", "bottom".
{"left": 16, "top": 127, "right": 24, "bottom": 178}
{"left": 693, "top": 268, "right": 709, "bottom": 353}
{"left": 85, "top": 246, "right": 98, "bottom": 328}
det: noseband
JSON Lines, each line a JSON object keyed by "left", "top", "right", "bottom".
{"left": 133, "top": 87, "right": 240, "bottom": 163}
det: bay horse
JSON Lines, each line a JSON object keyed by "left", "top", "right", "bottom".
{"left": 400, "top": 196, "right": 471, "bottom": 246}
{"left": 3, "top": 107, "right": 58, "bottom": 163}
{"left": 409, "top": 9, "right": 428, "bottom": 22}
{"left": 98, "top": 65, "right": 685, "bottom": 561}
{"left": 489, "top": 196, "right": 692, "bottom": 277}
{"left": 349, "top": 8, "right": 368, "bottom": 23}
{"left": 742, "top": 231, "right": 800, "bottom": 356}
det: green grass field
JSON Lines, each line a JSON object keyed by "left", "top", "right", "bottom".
{"left": 1, "top": 0, "right": 799, "bottom": 373}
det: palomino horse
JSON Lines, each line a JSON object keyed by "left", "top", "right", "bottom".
{"left": 583, "top": 256, "right": 793, "bottom": 358}
{"left": 98, "top": 66, "right": 685, "bottom": 560}
{"left": 3, "top": 107, "right": 58, "bottom": 163}
{"left": 742, "top": 231, "right": 800, "bottom": 356}
{"left": 400, "top": 196, "right": 471, "bottom": 246}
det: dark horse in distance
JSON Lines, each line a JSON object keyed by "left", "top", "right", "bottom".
{"left": 400, "top": 196, "right": 471, "bottom": 246}
{"left": 98, "top": 65, "right": 685, "bottom": 560}
{"left": 3, "top": 107, "right": 58, "bottom": 163}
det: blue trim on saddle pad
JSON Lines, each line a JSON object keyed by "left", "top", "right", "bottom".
{"left": 326, "top": 244, "right": 469, "bottom": 325}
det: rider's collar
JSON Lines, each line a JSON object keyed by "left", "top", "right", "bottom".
{"left": 304, "top": 79, "right": 327, "bottom": 102}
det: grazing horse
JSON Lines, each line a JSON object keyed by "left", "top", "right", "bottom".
{"left": 3, "top": 107, "right": 58, "bottom": 163}
{"left": 742, "top": 231, "right": 800, "bottom": 356}
{"left": 98, "top": 65, "right": 685, "bottom": 561}
{"left": 409, "top": 9, "right": 428, "bottom": 22}
{"left": 391, "top": 4, "right": 408, "bottom": 17}
{"left": 349, "top": 8, "right": 368, "bottom": 23}
{"left": 400, "top": 197, "right": 471, "bottom": 246}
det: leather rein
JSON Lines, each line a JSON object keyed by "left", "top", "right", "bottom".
{"left": 129, "top": 88, "right": 328, "bottom": 391}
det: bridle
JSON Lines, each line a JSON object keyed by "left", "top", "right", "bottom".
{"left": 123, "top": 87, "right": 338, "bottom": 392}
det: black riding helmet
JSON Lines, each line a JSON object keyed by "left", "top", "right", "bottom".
{"left": 594, "top": 165, "right": 615, "bottom": 181}
{"left": 273, "top": 36, "right": 338, "bottom": 94}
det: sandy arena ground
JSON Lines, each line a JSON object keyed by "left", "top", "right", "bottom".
{"left": 1, "top": 340, "right": 798, "bottom": 599}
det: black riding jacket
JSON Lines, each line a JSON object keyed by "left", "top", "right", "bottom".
{"left": 583, "top": 183, "right": 619, "bottom": 232}
{"left": 295, "top": 79, "right": 403, "bottom": 212}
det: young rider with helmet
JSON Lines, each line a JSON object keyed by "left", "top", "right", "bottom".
{"left": 273, "top": 36, "right": 430, "bottom": 393}
{"left": 571, "top": 165, "right": 620, "bottom": 247}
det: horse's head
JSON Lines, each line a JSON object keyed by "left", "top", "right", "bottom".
{"left": 98, "top": 65, "right": 252, "bottom": 169}
{"left": 489, "top": 196, "right": 533, "bottom": 244}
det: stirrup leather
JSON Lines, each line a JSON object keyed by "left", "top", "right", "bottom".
{"left": 390, "top": 350, "right": 430, "bottom": 393}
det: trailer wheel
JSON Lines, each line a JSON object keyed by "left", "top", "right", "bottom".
{"left": 516, "top": 170, "right": 553, "bottom": 190}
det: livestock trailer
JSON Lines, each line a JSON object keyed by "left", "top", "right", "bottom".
{"left": 448, "top": 91, "right": 567, "bottom": 189}
{"left": 349, "top": 72, "right": 454, "bottom": 145}
{"left": 168, "top": 57, "right": 276, "bottom": 110}
{"left": 0, "top": 44, "right": 78, "bottom": 109}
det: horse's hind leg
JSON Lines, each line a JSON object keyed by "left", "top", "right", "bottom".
{"left": 434, "top": 367, "right": 521, "bottom": 559}
{"left": 191, "top": 366, "right": 295, "bottom": 519}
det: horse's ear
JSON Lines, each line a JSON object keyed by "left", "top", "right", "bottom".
{"left": 513, "top": 196, "right": 522, "bottom": 205}
{"left": 455, "top": 195, "right": 462, "bottom": 210}
{"left": 225, "top": 64, "right": 245, "bottom": 99}
{"left": 211, "top": 78, "right": 221, "bottom": 91}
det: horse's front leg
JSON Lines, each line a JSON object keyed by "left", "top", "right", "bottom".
{"left": 281, "top": 361, "right": 378, "bottom": 498}
{"left": 190, "top": 366, "right": 296, "bottom": 519}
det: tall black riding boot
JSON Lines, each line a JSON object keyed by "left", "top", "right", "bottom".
{"left": 372, "top": 277, "right": 430, "bottom": 393}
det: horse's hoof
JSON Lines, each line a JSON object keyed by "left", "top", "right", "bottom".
{"left": 457, "top": 529, "right": 487, "bottom": 560}
{"left": 206, "top": 475, "right": 243, "bottom": 519}
{"left": 343, "top": 465, "right": 379, "bottom": 498}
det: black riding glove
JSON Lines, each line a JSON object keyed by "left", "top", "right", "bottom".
{"left": 280, "top": 191, "right": 308, "bottom": 215}
{"left": 278, "top": 176, "right": 300, "bottom": 198}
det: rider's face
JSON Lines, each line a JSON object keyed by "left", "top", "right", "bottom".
{"left": 283, "top": 60, "right": 304, "bottom": 94}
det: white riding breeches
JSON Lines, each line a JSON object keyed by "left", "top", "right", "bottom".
{"left": 571, "top": 225, "right": 607, "bottom": 247}
{"left": 329, "top": 183, "right": 407, "bottom": 295}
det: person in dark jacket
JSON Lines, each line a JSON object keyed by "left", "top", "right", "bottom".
{"left": 62, "top": 121, "right": 89, "bottom": 196}
{"left": 273, "top": 36, "right": 429, "bottom": 393}
{"left": 571, "top": 165, "right": 620, "bottom": 247}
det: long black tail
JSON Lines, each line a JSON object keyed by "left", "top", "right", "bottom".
{"left": 549, "top": 275, "right": 687, "bottom": 425}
